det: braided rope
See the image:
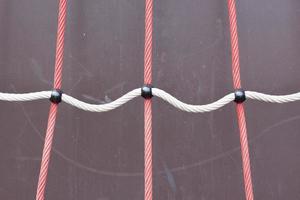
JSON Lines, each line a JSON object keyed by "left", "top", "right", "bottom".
{"left": 227, "top": 0, "right": 254, "bottom": 199}
{"left": 1, "top": 89, "right": 300, "bottom": 112}
{"left": 36, "top": 0, "right": 67, "bottom": 199}
{"left": 144, "top": 0, "right": 153, "bottom": 199}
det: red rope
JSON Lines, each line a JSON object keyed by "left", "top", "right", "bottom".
{"left": 227, "top": 0, "right": 254, "bottom": 200}
{"left": 144, "top": 0, "right": 153, "bottom": 200}
{"left": 53, "top": 0, "right": 67, "bottom": 90}
{"left": 36, "top": 0, "right": 67, "bottom": 199}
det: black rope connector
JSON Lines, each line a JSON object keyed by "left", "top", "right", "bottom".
{"left": 141, "top": 84, "right": 153, "bottom": 99}
{"left": 50, "top": 89, "right": 63, "bottom": 104}
{"left": 234, "top": 89, "right": 246, "bottom": 103}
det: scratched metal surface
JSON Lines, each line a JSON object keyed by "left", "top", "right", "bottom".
{"left": 0, "top": 0, "right": 300, "bottom": 199}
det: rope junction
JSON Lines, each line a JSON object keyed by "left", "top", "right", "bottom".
{"left": 1, "top": 89, "right": 300, "bottom": 112}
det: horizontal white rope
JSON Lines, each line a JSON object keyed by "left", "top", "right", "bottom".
{"left": 245, "top": 91, "right": 300, "bottom": 103}
{"left": 0, "top": 91, "right": 51, "bottom": 101}
{"left": 0, "top": 88, "right": 300, "bottom": 113}
{"left": 152, "top": 88, "right": 234, "bottom": 113}
{"left": 62, "top": 88, "right": 141, "bottom": 112}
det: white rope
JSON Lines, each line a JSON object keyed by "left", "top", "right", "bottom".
{"left": 62, "top": 88, "right": 141, "bottom": 112}
{"left": 152, "top": 88, "right": 235, "bottom": 113}
{"left": 245, "top": 91, "right": 300, "bottom": 103}
{"left": 0, "top": 89, "right": 300, "bottom": 113}
{"left": 0, "top": 91, "right": 51, "bottom": 101}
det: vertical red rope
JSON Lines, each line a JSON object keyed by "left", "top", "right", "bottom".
{"left": 144, "top": 0, "right": 153, "bottom": 199}
{"left": 36, "top": 0, "right": 67, "bottom": 199}
{"left": 227, "top": 1, "right": 254, "bottom": 200}
{"left": 53, "top": 0, "right": 67, "bottom": 89}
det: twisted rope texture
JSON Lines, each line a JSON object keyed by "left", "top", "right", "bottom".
{"left": 36, "top": 0, "right": 67, "bottom": 199}
{"left": 228, "top": 0, "right": 254, "bottom": 199}
{"left": 153, "top": 88, "right": 234, "bottom": 112}
{"left": 62, "top": 89, "right": 141, "bottom": 112}
{"left": 144, "top": 0, "right": 153, "bottom": 199}
{"left": 53, "top": 0, "right": 67, "bottom": 89}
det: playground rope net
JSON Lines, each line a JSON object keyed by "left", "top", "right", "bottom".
{"left": 1, "top": 0, "right": 299, "bottom": 199}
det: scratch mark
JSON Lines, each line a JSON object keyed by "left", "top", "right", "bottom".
{"left": 29, "top": 58, "right": 52, "bottom": 86}
{"left": 81, "top": 82, "right": 126, "bottom": 104}
{"left": 168, "top": 145, "right": 241, "bottom": 173}
{"left": 103, "top": 81, "right": 126, "bottom": 94}
{"left": 168, "top": 114, "right": 300, "bottom": 173}
{"left": 68, "top": 54, "right": 93, "bottom": 78}
{"left": 16, "top": 121, "right": 28, "bottom": 139}
{"left": 104, "top": 95, "right": 112, "bottom": 103}
{"left": 68, "top": 76, "right": 83, "bottom": 94}
{"left": 80, "top": 95, "right": 111, "bottom": 104}
{"left": 81, "top": 94, "right": 106, "bottom": 104}
{"left": 162, "top": 160, "right": 177, "bottom": 193}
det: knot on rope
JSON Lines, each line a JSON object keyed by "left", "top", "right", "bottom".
{"left": 141, "top": 85, "right": 153, "bottom": 99}
{"left": 50, "top": 89, "right": 63, "bottom": 104}
{"left": 234, "top": 89, "right": 246, "bottom": 103}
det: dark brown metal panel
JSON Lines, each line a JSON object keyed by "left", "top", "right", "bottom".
{"left": 0, "top": 0, "right": 300, "bottom": 199}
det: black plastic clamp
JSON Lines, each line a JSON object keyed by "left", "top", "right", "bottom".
{"left": 141, "top": 84, "right": 153, "bottom": 99}
{"left": 234, "top": 89, "right": 246, "bottom": 103}
{"left": 50, "top": 89, "right": 63, "bottom": 104}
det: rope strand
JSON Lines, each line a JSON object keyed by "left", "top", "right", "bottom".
{"left": 36, "top": 0, "right": 67, "bottom": 199}
{"left": 144, "top": 0, "right": 153, "bottom": 199}
{"left": 227, "top": 0, "right": 254, "bottom": 199}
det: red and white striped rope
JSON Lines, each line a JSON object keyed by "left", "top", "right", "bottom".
{"left": 36, "top": 0, "right": 67, "bottom": 199}
{"left": 227, "top": 0, "right": 254, "bottom": 200}
{"left": 144, "top": 0, "right": 153, "bottom": 199}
